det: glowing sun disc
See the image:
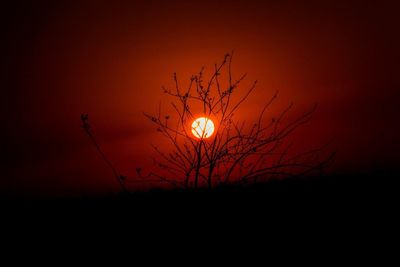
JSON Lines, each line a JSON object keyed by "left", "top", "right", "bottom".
{"left": 191, "top": 117, "right": 215, "bottom": 139}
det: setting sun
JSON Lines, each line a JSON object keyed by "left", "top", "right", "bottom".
{"left": 191, "top": 117, "right": 215, "bottom": 139}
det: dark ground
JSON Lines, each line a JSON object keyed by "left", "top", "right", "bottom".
{"left": 2, "top": 170, "right": 397, "bottom": 215}
{"left": 1, "top": 171, "right": 397, "bottom": 249}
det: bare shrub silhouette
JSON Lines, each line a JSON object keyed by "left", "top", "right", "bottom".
{"left": 82, "top": 53, "right": 333, "bottom": 192}
{"left": 141, "top": 53, "right": 334, "bottom": 189}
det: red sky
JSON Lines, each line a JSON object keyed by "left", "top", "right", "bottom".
{"left": 1, "top": 0, "right": 399, "bottom": 197}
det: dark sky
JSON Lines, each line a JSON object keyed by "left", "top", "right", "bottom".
{"left": 1, "top": 0, "right": 399, "bottom": 197}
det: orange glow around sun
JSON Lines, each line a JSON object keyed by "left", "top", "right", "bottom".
{"left": 191, "top": 117, "right": 215, "bottom": 139}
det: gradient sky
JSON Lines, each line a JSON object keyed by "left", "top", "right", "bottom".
{"left": 2, "top": 0, "right": 399, "bottom": 197}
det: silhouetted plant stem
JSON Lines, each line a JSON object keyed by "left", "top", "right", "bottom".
{"left": 81, "top": 115, "right": 127, "bottom": 193}
{"left": 207, "top": 163, "right": 215, "bottom": 189}
{"left": 194, "top": 141, "right": 202, "bottom": 189}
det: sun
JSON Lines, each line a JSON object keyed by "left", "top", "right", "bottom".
{"left": 191, "top": 117, "right": 215, "bottom": 139}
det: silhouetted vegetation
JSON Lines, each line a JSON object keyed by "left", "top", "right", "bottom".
{"left": 141, "top": 53, "right": 334, "bottom": 189}
{"left": 82, "top": 53, "right": 333, "bottom": 192}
